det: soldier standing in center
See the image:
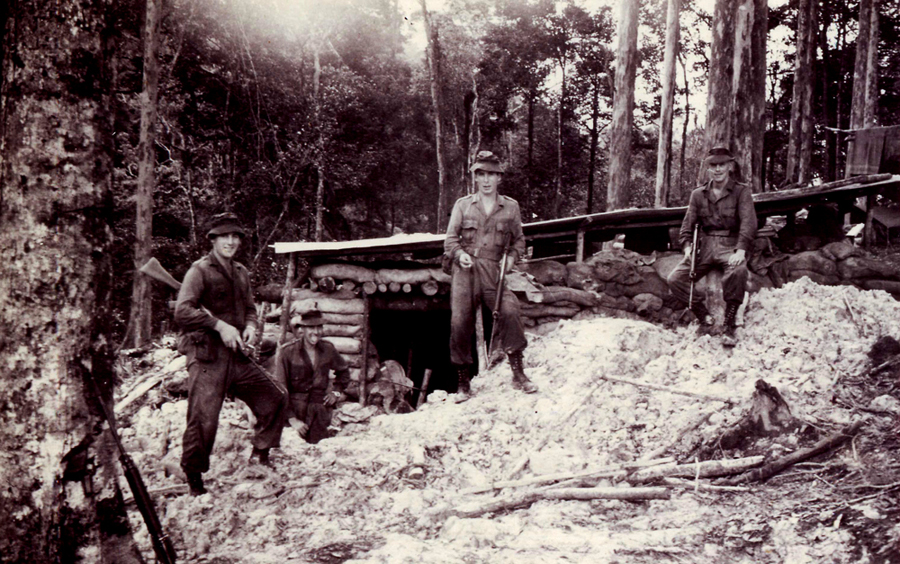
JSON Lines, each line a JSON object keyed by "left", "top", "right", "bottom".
{"left": 444, "top": 151, "right": 537, "bottom": 400}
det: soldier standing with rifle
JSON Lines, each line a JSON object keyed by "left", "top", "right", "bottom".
{"left": 175, "top": 213, "right": 287, "bottom": 495}
{"left": 445, "top": 151, "right": 537, "bottom": 400}
{"left": 667, "top": 147, "right": 758, "bottom": 347}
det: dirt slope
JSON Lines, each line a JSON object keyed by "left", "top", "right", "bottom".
{"left": 121, "top": 277, "right": 900, "bottom": 563}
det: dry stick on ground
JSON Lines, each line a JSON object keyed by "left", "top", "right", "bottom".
{"left": 504, "top": 381, "right": 605, "bottom": 480}
{"left": 598, "top": 374, "right": 736, "bottom": 404}
{"left": 662, "top": 477, "right": 751, "bottom": 493}
{"left": 451, "top": 487, "right": 670, "bottom": 519}
{"left": 463, "top": 457, "right": 675, "bottom": 495}
{"left": 842, "top": 291, "right": 865, "bottom": 337}
{"left": 719, "top": 419, "right": 865, "bottom": 486}
{"left": 628, "top": 456, "right": 765, "bottom": 483}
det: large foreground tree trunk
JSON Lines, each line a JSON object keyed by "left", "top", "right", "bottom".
{"left": 731, "top": 0, "right": 767, "bottom": 192}
{"left": 125, "top": 0, "right": 162, "bottom": 347}
{"left": 607, "top": 0, "right": 639, "bottom": 211}
{"left": 705, "top": 0, "right": 738, "bottom": 153}
{"left": 0, "top": 1, "right": 142, "bottom": 561}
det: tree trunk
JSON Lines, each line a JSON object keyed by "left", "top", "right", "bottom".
{"left": 785, "top": 0, "right": 810, "bottom": 185}
{"left": 553, "top": 59, "right": 566, "bottom": 218}
{"left": 731, "top": 0, "right": 767, "bottom": 192}
{"left": 607, "top": 0, "right": 639, "bottom": 211}
{"left": 655, "top": 0, "right": 680, "bottom": 208}
{"left": 125, "top": 0, "right": 162, "bottom": 348}
{"left": 704, "top": 0, "right": 738, "bottom": 157}
{"left": 0, "top": 1, "right": 142, "bottom": 561}
{"left": 798, "top": 0, "right": 817, "bottom": 184}
{"left": 847, "top": 0, "right": 879, "bottom": 178}
{"left": 862, "top": 0, "right": 879, "bottom": 127}
{"left": 421, "top": 0, "right": 448, "bottom": 231}
{"left": 313, "top": 43, "right": 326, "bottom": 241}
{"left": 678, "top": 51, "right": 690, "bottom": 201}
{"left": 587, "top": 82, "right": 600, "bottom": 214}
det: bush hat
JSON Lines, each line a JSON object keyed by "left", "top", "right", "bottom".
{"left": 470, "top": 151, "right": 504, "bottom": 174}
{"left": 291, "top": 308, "right": 325, "bottom": 327}
{"left": 706, "top": 146, "right": 736, "bottom": 165}
{"left": 206, "top": 212, "right": 246, "bottom": 239}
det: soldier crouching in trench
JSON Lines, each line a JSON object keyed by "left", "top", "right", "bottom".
{"left": 667, "top": 146, "right": 758, "bottom": 347}
{"left": 276, "top": 309, "right": 353, "bottom": 444}
{"left": 445, "top": 151, "right": 538, "bottom": 401}
{"left": 175, "top": 212, "right": 287, "bottom": 496}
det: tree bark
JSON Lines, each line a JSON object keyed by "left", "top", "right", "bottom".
{"left": 655, "top": 0, "right": 681, "bottom": 208}
{"left": 862, "top": 0, "right": 879, "bottom": 127}
{"left": 126, "top": 0, "right": 162, "bottom": 348}
{"left": 0, "top": 1, "right": 142, "bottom": 561}
{"left": 587, "top": 82, "right": 600, "bottom": 214}
{"left": 785, "top": 0, "right": 811, "bottom": 185}
{"left": 849, "top": 0, "right": 875, "bottom": 132}
{"left": 421, "top": 0, "right": 448, "bottom": 231}
{"left": 313, "top": 43, "right": 326, "bottom": 241}
{"left": 607, "top": 0, "right": 639, "bottom": 210}
{"left": 704, "top": 0, "right": 738, "bottom": 157}
{"left": 731, "top": 0, "right": 767, "bottom": 192}
{"left": 798, "top": 0, "right": 818, "bottom": 184}
{"left": 553, "top": 58, "right": 566, "bottom": 218}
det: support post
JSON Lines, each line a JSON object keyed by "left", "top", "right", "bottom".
{"left": 865, "top": 193, "right": 876, "bottom": 248}
{"left": 360, "top": 294, "right": 371, "bottom": 407}
{"left": 576, "top": 228, "right": 586, "bottom": 264}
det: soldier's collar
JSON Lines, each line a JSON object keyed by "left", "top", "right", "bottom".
{"left": 472, "top": 192, "right": 504, "bottom": 206}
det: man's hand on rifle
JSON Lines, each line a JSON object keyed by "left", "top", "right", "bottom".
{"left": 728, "top": 248, "right": 746, "bottom": 266}
{"left": 242, "top": 325, "right": 257, "bottom": 346}
{"left": 215, "top": 320, "right": 244, "bottom": 351}
{"left": 505, "top": 255, "right": 516, "bottom": 272}
{"left": 683, "top": 245, "right": 693, "bottom": 259}
{"left": 458, "top": 251, "right": 473, "bottom": 269}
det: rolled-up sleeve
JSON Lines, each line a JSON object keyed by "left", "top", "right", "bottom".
{"left": 174, "top": 266, "right": 217, "bottom": 332}
{"left": 678, "top": 190, "right": 701, "bottom": 250}
{"left": 444, "top": 200, "right": 464, "bottom": 260}
{"left": 509, "top": 201, "right": 526, "bottom": 263}
{"left": 736, "top": 185, "right": 758, "bottom": 251}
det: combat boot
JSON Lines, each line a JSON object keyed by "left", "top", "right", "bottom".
{"left": 454, "top": 365, "right": 472, "bottom": 403}
{"left": 508, "top": 351, "right": 538, "bottom": 394}
{"left": 186, "top": 472, "right": 206, "bottom": 496}
{"left": 690, "top": 301, "right": 715, "bottom": 336}
{"left": 249, "top": 447, "right": 272, "bottom": 467}
{"left": 722, "top": 301, "right": 740, "bottom": 347}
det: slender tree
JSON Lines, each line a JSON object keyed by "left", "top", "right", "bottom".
{"left": 655, "top": 0, "right": 681, "bottom": 207}
{"left": 421, "top": 0, "right": 449, "bottom": 231}
{"left": 607, "top": 0, "right": 640, "bottom": 211}
{"left": 125, "top": 0, "right": 162, "bottom": 347}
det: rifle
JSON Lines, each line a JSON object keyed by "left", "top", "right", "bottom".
{"left": 487, "top": 232, "right": 513, "bottom": 362}
{"left": 86, "top": 375, "right": 177, "bottom": 564}
{"left": 688, "top": 223, "right": 700, "bottom": 309}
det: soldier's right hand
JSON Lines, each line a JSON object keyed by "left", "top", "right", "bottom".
{"left": 683, "top": 245, "right": 692, "bottom": 259}
{"left": 288, "top": 417, "right": 309, "bottom": 437}
{"left": 458, "top": 252, "right": 473, "bottom": 269}
{"left": 214, "top": 320, "right": 243, "bottom": 351}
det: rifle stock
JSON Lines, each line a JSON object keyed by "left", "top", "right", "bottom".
{"left": 487, "top": 232, "right": 512, "bottom": 360}
{"left": 139, "top": 258, "right": 182, "bottom": 292}
{"left": 688, "top": 224, "right": 699, "bottom": 309}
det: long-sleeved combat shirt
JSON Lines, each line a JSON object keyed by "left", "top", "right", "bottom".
{"left": 679, "top": 178, "right": 758, "bottom": 252}
{"left": 277, "top": 339, "right": 350, "bottom": 400}
{"left": 174, "top": 251, "right": 258, "bottom": 334}
{"left": 444, "top": 193, "right": 526, "bottom": 263}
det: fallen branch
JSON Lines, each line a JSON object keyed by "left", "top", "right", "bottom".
{"left": 452, "top": 486, "right": 670, "bottom": 519}
{"left": 598, "top": 374, "right": 736, "bottom": 404}
{"left": 718, "top": 419, "right": 864, "bottom": 485}
{"left": 662, "top": 477, "right": 751, "bottom": 493}
{"left": 463, "top": 457, "right": 674, "bottom": 495}
{"left": 629, "top": 456, "right": 764, "bottom": 483}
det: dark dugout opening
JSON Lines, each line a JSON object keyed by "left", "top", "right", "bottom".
{"left": 368, "top": 306, "right": 493, "bottom": 405}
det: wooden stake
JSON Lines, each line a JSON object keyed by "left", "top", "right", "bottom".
{"left": 359, "top": 294, "right": 371, "bottom": 407}
{"left": 416, "top": 368, "right": 433, "bottom": 409}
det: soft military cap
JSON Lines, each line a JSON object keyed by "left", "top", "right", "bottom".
{"left": 206, "top": 212, "right": 246, "bottom": 239}
{"left": 470, "top": 151, "right": 504, "bottom": 174}
{"left": 706, "top": 146, "right": 736, "bottom": 165}
{"left": 292, "top": 308, "right": 325, "bottom": 327}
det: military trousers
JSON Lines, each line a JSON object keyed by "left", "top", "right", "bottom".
{"left": 449, "top": 257, "right": 527, "bottom": 366}
{"left": 181, "top": 339, "right": 287, "bottom": 474}
{"left": 667, "top": 234, "right": 749, "bottom": 307}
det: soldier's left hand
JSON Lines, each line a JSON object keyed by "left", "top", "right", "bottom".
{"left": 242, "top": 326, "right": 256, "bottom": 345}
{"left": 728, "top": 249, "right": 746, "bottom": 266}
{"left": 324, "top": 391, "right": 344, "bottom": 407}
{"left": 505, "top": 255, "right": 516, "bottom": 272}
